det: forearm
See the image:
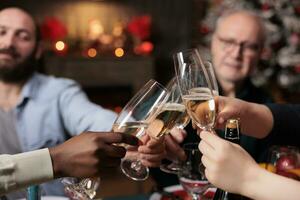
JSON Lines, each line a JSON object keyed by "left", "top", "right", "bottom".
{"left": 0, "top": 149, "right": 53, "bottom": 196}
{"left": 244, "top": 166, "right": 300, "bottom": 200}
{"left": 240, "top": 102, "right": 273, "bottom": 138}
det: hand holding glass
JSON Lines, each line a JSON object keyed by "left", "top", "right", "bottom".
{"left": 112, "top": 79, "right": 169, "bottom": 181}
{"left": 63, "top": 79, "right": 168, "bottom": 199}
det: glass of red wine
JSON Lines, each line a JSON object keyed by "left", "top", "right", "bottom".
{"left": 178, "top": 143, "right": 212, "bottom": 200}
{"left": 267, "top": 145, "right": 300, "bottom": 180}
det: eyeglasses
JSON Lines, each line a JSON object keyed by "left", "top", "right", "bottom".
{"left": 215, "top": 34, "right": 260, "bottom": 56}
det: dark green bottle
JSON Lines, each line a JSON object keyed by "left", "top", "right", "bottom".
{"left": 213, "top": 119, "right": 244, "bottom": 200}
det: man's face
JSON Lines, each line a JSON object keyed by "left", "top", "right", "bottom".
{"left": 0, "top": 8, "right": 39, "bottom": 82}
{"left": 211, "top": 13, "right": 263, "bottom": 84}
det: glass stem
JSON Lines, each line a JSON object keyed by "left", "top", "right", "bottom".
{"left": 131, "top": 161, "right": 142, "bottom": 171}
{"left": 191, "top": 193, "right": 201, "bottom": 200}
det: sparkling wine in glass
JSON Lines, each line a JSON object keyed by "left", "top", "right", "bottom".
{"left": 63, "top": 80, "right": 168, "bottom": 199}
{"left": 112, "top": 79, "right": 169, "bottom": 181}
{"left": 174, "top": 48, "right": 216, "bottom": 131}
{"left": 178, "top": 143, "right": 211, "bottom": 200}
{"left": 157, "top": 77, "right": 191, "bottom": 174}
{"left": 147, "top": 77, "right": 190, "bottom": 139}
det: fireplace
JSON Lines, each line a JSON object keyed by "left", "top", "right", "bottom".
{"left": 44, "top": 55, "right": 155, "bottom": 111}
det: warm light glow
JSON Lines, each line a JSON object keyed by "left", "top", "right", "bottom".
{"left": 88, "top": 19, "right": 104, "bottom": 40}
{"left": 99, "top": 34, "right": 113, "bottom": 45}
{"left": 112, "top": 22, "right": 123, "bottom": 37}
{"left": 140, "top": 41, "right": 153, "bottom": 53}
{"left": 87, "top": 48, "right": 97, "bottom": 57}
{"left": 55, "top": 41, "right": 65, "bottom": 51}
{"left": 115, "top": 48, "right": 124, "bottom": 57}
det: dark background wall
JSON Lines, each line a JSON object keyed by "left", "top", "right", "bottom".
{"left": 0, "top": 0, "right": 200, "bottom": 84}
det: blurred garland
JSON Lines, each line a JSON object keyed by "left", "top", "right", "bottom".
{"left": 197, "top": 0, "right": 300, "bottom": 92}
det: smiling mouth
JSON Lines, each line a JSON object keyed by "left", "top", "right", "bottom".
{"left": 0, "top": 53, "right": 14, "bottom": 60}
{"left": 224, "top": 63, "right": 241, "bottom": 69}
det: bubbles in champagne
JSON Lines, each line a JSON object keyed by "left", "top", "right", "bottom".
{"left": 147, "top": 103, "right": 190, "bottom": 139}
{"left": 182, "top": 94, "right": 216, "bottom": 130}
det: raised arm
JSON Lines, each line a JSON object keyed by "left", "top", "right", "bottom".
{"left": 215, "top": 96, "right": 273, "bottom": 138}
{"left": 199, "top": 131, "right": 300, "bottom": 200}
{"left": 0, "top": 132, "right": 138, "bottom": 195}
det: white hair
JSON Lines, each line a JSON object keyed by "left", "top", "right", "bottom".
{"left": 215, "top": 9, "right": 266, "bottom": 45}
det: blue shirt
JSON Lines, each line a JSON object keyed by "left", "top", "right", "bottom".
{"left": 10, "top": 73, "right": 117, "bottom": 197}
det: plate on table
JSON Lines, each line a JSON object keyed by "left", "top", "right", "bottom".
{"left": 149, "top": 185, "right": 216, "bottom": 200}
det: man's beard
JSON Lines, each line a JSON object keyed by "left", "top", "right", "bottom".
{"left": 0, "top": 48, "right": 38, "bottom": 83}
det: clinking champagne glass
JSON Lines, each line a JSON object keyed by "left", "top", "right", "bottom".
{"left": 156, "top": 76, "right": 190, "bottom": 174}
{"left": 147, "top": 77, "right": 190, "bottom": 139}
{"left": 112, "top": 79, "right": 169, "bottom": 181}
{"left": 174, "top": 48, "right": 216, "bottom": 131}
{"left": 178, "top": 143, "right": 212, "bottom": 200}
{"left": 63, "top": 80, "right": 169, "bottom": 199}
{"left": 143, "top": 77, "right": 191, "bottom": 174}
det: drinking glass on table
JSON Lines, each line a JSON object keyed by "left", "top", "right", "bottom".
{"left": 178, "top": 143, "right": 211, "bottom": 200}
{"left": 174, "top": 48, "right": 216, "bottom": 131}
{"left": 63, "top": 79, "right": 169, "bottom": 199}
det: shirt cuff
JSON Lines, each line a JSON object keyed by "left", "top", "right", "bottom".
{"left": 12, "top": 148, "right": 54, "bottom": 188}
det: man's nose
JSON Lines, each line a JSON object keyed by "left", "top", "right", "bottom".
{"left": 0, "top": 34, "right": 15, "bottom": 49}
{"left": 229, "top": 44, "right": 243, "bottom": 60}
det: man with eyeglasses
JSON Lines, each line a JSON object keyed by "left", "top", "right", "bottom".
{"left": 210, "top": 10, "right": 273, "bottom": 162}
{"left": 151, "top": 10, "right": 274, "bottom": 189}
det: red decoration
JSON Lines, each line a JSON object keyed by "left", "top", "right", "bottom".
{"left": 134, "top": 41, "right": 153, "bottom": 55}
{"left": 127, "top": 15, "right": 151, "bottom": 40}
{"left": 40, "top": 17, "right": 68, "bottom": 41}
{"left": 199, "top": 25, "right": 210, "bottom": 34}
{"left": 295, "top": 6, "right": 300, "bottom": 14}
{"left": 261, "top": 3, "right": 271, "bottom": 11}
{"left": 295, "top": 65, "right": 300, "bottom": 73}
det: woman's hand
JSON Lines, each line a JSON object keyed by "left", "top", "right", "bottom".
{"left": 198, "top": 130, "right": 259, "bottom": 194}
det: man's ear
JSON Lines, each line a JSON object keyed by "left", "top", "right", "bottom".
{"left": 34, "top": 41, "right": 43, "bottom": 59}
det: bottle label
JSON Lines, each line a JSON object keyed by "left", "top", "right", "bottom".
{"left": 224, "top": 119, "right": 240, "bottom": 143}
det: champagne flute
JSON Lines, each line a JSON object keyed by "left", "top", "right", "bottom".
{"left": 147, "top": 77, "right": 190, "bottom": 140}
{"left": 178, "top": 143, "right": 211, "bottom": 200}
{"left": 112, "top": 79, "right": 169, "bottom": 181}
{"left": 63, "top": 79, "right": 169, "bottom": 199}
{"left": 174, "top": 48, "right": 216, "bottom": 131}
{"left": 158, "top": 76, "right": 190, "bottom": 174}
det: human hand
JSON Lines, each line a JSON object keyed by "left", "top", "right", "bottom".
{"left": 49, "top": 131, "right": 139, "bottom": 178}
{"left": 214, "top": 96, "right": 247, "bottom": 130}
{"left": 137, "top": 135, "right": 166, "bottom": 167}
{"left": 165, "top": 127, "right": 186, "bottom": 161}
{"left": 198, "top": 130, "right": 259, "bottom": 194}
{"left": 214, "top": 96, "right": 273, "bottom": 138}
